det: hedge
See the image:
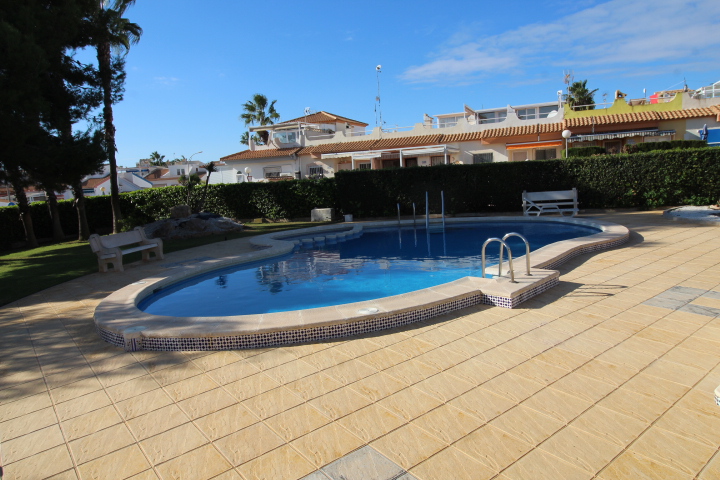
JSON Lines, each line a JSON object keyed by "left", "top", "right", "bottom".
{"left": 333, "top": 147, "right": 720, "bottom": 217}
{"left": 2, "top": 148, "right": 719, "bottom": 249}
{"left": 564, "top": 146, "right": 607, "bottom": 157}
{"left": 0, "top": 178, "right": 336, "bottom": 249}
{"left": 624, "top": 139, "right": 707, "bottom": 154}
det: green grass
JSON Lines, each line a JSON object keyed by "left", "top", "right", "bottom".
{"left": 0, "top": 222, "right": 324, "bottom": 307}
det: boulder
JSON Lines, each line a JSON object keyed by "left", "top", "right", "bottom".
{"left": 143, "top": 213, "right": 244, "bottom": 240}
{"left": 170, "top": 205, "right": 191, "bottom": 219}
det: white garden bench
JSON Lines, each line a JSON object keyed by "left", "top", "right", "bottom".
{"left": 522, "top": 188, "right": 579, "bottom": 217}
{"left": 89, "top": 227, "right": 164, "bottom": 272}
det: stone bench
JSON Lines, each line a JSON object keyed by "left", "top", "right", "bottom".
{"left": 89, "top": 227, "right": 164, "bottom": 272}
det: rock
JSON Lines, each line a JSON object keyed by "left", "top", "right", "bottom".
{"left": 170, "top": 205, "right": 191, "bottom": 219}
{"left": 197, "top": 212, "right": 221, "bottom": 220}
{"left": 143, "top": 213, "right": 244, "bottom": 240}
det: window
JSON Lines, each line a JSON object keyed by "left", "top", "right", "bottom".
{"left": 308, "top": 165, "right": 324, "bottom": 177}
{"left": 382, "top": 159, "right": 400, "bottom": 169}
{"left": 438, "top": 116, "right": 461, "bottom": 128}
{"left": 604, "top": 141, "right": 622, "bottom": 154}
{"left": 264, "top": 166, "right": 281, "bottom": 178}
{"left": 517, "top": 108, "right": 537, "bottom": 120}
{"left": 430, "top": 156, "right": 445, "bottom": 166}
{"left": 472, "top": 153, "right": 493, "bottom": 164}
{"left": 539, "top": 106, "right": 558, "bottom": 118}
{"left": 404, "top": 157, "right": 418, "bottom": 167}
{"left": 176, "top": 168, "right": 185, "bottom": 175}
{"left": 535, "top": 148, "right": 557, "bottom": 160}
{"left": 83, "top": 188, "right": 95, "bottom": 195}
{"left": 358, "top": 162, "right": 371, "bottom": 170}
{"left": 477, "top": 111, "right": 506, "bottom": 124}
{"left": 272, "top": 131, "right": 297, "bottom": 144}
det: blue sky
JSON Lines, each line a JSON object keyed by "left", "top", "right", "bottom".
{"left": 90, "top": 0, "right": 720, "bottom": 167}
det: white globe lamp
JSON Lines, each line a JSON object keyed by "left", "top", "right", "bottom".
{"left": 562, "top": 130, "right": 572, "bottom": 158}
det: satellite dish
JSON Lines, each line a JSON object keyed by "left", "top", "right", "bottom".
{"left": 376, "top": 65, "right": 382, "bottom": 72}
{"left": 304, "top": 107, "right": 311, "bottom": 115}
{"left": 546, "top": 110, "right": 558, "bottom": 118}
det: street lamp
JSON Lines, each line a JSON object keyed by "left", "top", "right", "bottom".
{"left": 189, "top": 151, "right": 203, "bottom": 162}
{"left": 562, "top": 130, "right": 572, "bottom": 158}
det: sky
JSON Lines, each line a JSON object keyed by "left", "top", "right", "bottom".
{"left": 82, "top": 0, "right": 720, "bottom": 168}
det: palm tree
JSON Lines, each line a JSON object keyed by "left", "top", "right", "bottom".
{"left": 567, "top": 80, "right": 598, "bottom": 111}
{"left": 240, "top": 94, "right": 280, "bottom": 145}
{"left": 91, "top": 0, "right": 142, "bottom": 233}
{"left": 148, "top": 151, "right": 165, "bottom": 166}
{"left": 197, "top": 161, "right": 217, "bottom": 213}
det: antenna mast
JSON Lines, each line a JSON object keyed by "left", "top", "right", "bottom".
{"left": 563, "top": 70, "right": 574, "bottom": 96}
{"left": 375, "top": 65, "right": 383, "bottom": 129}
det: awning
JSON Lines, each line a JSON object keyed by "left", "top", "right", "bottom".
{"left": 506, "top": 141, "right": 562, "bottom": 150}
{"left": 569, "top": 130, "right": 675, "bottom": 142}
{"left": 321, "top": 144, "right": 458, "bottom": 161}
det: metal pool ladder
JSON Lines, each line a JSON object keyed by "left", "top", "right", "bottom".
{"left": 481, "top": 232, "right": 532, "bottom": 283}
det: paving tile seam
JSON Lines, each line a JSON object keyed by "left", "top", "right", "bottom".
{"left": 138, "top": 367, "right": 244, "bottom": 476}
{"left": 13, "top": 313, "right": 83, "bottom": 480}
{"left": 4, "top": 213, "right": 720, "bottom": 479}
{"left": 590, "top": 325, "right": 720, "bottom": 479}
{"left": 468, "top": 285, "right": 715, "bottom": 477}
{"left": 41, "top": 312, "right": 170, "bottom": 480}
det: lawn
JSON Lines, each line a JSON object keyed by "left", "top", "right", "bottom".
{"left": 0, "top": 222, "right": 322, "bottom": 307}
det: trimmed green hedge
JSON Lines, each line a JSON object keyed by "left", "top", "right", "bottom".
{"left": 624, "top": 140, "right": 707, "bottom": 153}
{"left": 2, "top": 148, "right": 719, "bottom": 249}
{"left": 0, "top": 178, "right": 336, "bottom": 248}
{"left": 564, "top": 146, "right": 607, "bottom": 157}
{"left": 334, "top": 147, "right": 720, "bottom": 216}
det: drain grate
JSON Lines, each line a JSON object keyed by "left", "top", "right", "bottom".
{"left": 300, "top": 446, "right": 418, "bottom": 480}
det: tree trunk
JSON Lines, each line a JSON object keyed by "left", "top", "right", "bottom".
{"left": 11, "top": 176, "right": 38, "bottom": 248}
{"left": 98, "top": 41, "right": 122, "bottom": 233}
{"left": 72, "top": 182, "right": 90, "bottom": 240}
{"left": 46, "top": 190, "right": 65, "bottom": 242}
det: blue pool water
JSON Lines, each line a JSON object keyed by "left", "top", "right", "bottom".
{"left": 139, "top": 222, "right": 599, "bottom": 316}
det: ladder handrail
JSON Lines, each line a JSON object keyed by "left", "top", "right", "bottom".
{"left": 500, "top": 232, "right": 532, "bottom": 276}
{"left": 481, "top": 238, "right": 516, "bottom": 282}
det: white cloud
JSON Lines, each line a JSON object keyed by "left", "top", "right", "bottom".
{"left": 401, "top": 0, "right": 720, "bottom": 84}
{"left": 154, "top": 76, "right": 180, "bottom": 86}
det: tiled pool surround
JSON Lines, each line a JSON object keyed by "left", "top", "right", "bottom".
{"left": 94, "top": 217, "right": 629, "bottom": 351}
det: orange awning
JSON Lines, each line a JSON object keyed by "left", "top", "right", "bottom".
{"left": 506, "top": 141, "right": 563, "bottom": 150}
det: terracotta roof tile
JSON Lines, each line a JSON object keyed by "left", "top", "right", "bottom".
{"left": 537, "top": 123, "right": 564, "bottom": 133}
{"left": 279, "top": 111, "right": 368, "bottom": 127}
{"left": 372, "top": 134, "right": 444, "bottom": 149}
{"left": 659, "top": 106, "right": 720, "bottom": 120}
{"left": 565, "top": 112, "right": 662, "bottom": 128}
{"left": 482, "top": 125, "right": 543, "bottom": 138}
{"left": 220, "top": 148, "right": 301, "bottom": 161}
{"left": 441, "top": 132, "right": 486, "bottom": 143}
{"left": 298, "top": 139, "right": 379, "bottom": 155}
{"left": 144, "top": 168, "right": 168, "bottom": 180}
{"left": 82, "top": 176, "right": 109, "bottom": 188}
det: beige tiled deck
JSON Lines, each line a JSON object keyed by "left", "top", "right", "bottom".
{"left": 2, "top": 211, "right": 720, "bottom": 480}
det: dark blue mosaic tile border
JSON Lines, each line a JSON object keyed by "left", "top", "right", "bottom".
{"left": 98, "top": 233, "right": 627, "bottom": 351}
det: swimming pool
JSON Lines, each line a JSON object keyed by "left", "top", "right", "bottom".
{"left": 139, "top": 221, "right": 600, "bottom": 316}
{"left": 94, "top": 216, "right": 630, "bottom": 351}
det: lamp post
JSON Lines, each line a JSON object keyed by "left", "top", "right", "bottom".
{"left": 189, "top": 151, "right": 203, "bottom": 162}
{"left": 562, "top": 130, "right": 572, "bottom": 158}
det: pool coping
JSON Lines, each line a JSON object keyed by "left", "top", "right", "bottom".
{"left": 94, "top": 216, "right": 629, "bottom": 351}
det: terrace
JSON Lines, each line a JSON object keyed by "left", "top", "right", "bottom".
{"left": 1, "top": 210, "right": 720, "bottom": 479}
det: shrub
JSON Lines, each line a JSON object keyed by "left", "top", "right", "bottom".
{"left": 3, "top": 148, "right": 719, "bottom": 249}
{"left": 563, "top": 146, "right": 607, "bottom": 157}
{"left": 623, "top": 139, "right": 707, "bottom": 154}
